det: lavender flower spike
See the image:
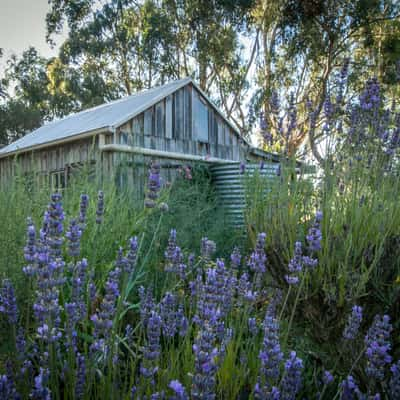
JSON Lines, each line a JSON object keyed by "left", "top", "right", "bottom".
{"left": 47, "top": 193, "right": 65, "bottom": 258}
{"left": 0, "top": 279, "right": 18, "bottom": 324}
{"left": 96, "top": 191, "right": 104, "bottom": 224}
{"left": 169, "top": 380, "right": 188, "bottom": 400}
{"left": 340, "top": 375, "right": 361, "bottom": 400}
{"left": 323, "top": 370, "right": 334, "bottom": 385}
{"left": 248, "top": 233, "right": 267, "bottom": 273}
{"left": 126, "top": 237, "right": 138, "bottom": 275}
{"left": 30, "top": 368, "right": 51, "bottom": 400}
{"left": 389, "top": 360, "right": 400, "bottom": 399}
{"left": 306, "top": 211, "right": 323, "bottom": 252}
{"left": 285, "top": 241, "right": 303, "bottom": 285}
{"left": 365, "top": 314, "right": 393, "bottom": 380}
{"left": 79, "top": 194, "right": 89, "bottom": 225}
{"left": 254, "top": 308, "right": 283, "bottom": 398}
{"left": 0, "top": 374, "right": 19, "bottom": 399}
{"left": 230, "top": 247, "right": 241, "bottom": 271}
{"left": 191, "top": 329, "right": 219, "bottom": 400}
{"left": 66, "top": 218, "right": 82, "bottom": 257}
{"left": 90, "top": 267, "right": 121, "bottom": 355}
{"left": 145, "top": 161, "right": 161, "bottom": 208}
{"left": 343, "top": 305, "right": 363, "bottom": 340}
{"left": 280, "top": 351, "right": 303, "bottom": 400}
{"left": 140, "top": 310, "right": 162, "bottom": 383}
{"left": 75, "top": 353, "right": 86, "bottom": 399}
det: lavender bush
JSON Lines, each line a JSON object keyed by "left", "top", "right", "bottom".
{"left": 0, "top": 188, "right": 398, "bottom": 399}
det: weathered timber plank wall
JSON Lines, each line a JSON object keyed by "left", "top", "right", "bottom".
{"left": 117, "top": 83, "right": 246, "bottom": 162}
{"left": 0, "top": 137, "right": 100, "bottom": 187}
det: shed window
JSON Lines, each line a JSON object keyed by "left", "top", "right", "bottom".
{"left": 50, "top": 170, "right": 66, "bottom": 191}
{"left": 120, "top": 131, "right": 129, "bottom": 145}
{"left": 193, "top": 91, "right": 208, "bottom": 142}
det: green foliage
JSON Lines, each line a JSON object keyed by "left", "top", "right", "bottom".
{"left": 244, "top": 153, "right": 400, "bottom": 380}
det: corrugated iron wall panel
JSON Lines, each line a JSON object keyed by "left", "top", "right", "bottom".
{"left": 211, "top": 162, "right": 279, "bottom": 226}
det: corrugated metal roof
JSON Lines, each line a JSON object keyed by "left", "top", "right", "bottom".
{"left": 0, "top": 77, "right": 196, "bottom": 156}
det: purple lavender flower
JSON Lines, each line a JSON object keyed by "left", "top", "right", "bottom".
{"left": 215, "top": 259, "right": 236, "bottom": 317}
{"left": 30, "top": 368, "right": 51, "bottom": 400}
{"left": 115, "top": 247, "right": 129, "bottom": 272}
{"left": 285, "top": 242, "right": 303, "bottom": 285}
{"left": 32, "top": 205, "right": 66, "bottom": 345}
{"left": 254, "top": 384, "right": 280, "bottom": 400}
{"left": 65, "top": 218, "right": 82, "bottom": 257}
{"left": 230, "top": 247, "right": 241, "bottom": 271}
{"left": 96, "top": 191, "right": 104, "bottom": 224}
{"left": 176, "top": 304, "right": 188, "bottom": 337}
{"left": 255, "top": 309, "right": 283, "bottom": 396}
{"left": 0, "top": 374, "right": 19, "bottom": 399}
{"left": 165, "top": 229, "right": 177, "bottom": 262}
{"left": 389, "top": 360, "right": 400, "bottom": 398}
{"left": 139, "top": 286, "right": 156, "bottom": 328}
{"left": 126, "top": 237, "right": 138, "bottom": 275}
{"left": 271, "top": 91, "right": 280, "bottom": 115}
{"left": 280, "top": 351, "right": 303, "bottom": 400}
{"left": 340, "top": 375, "right": 361, "bottom": 400}
{"left": 343, "top": 306, "right": 363, "bottom": 340}
{"left": 141, "top": 310, "right": 162, "bottom": 383}
{"left": 248, "top": 233, "right": 267, "bottom": 273}
{"left": 64, "top": 260, "right": 88, "bottom": 349}
{"left": 160, "top": 292, "right": 178, "bottom": 338}
{"left": 306, "top": 211, "right": 323, "bottom": 253}
{"left": 191, "top": 329, "right": 219, "bottom": 400}
{"left": 237, "top": 272, "right": 257, "bottom": 304}
{"left": 90, "top": 267, "right": 121, "bottom": 355}
{"left": 260, "top": 113, "right": 273, "bottom": 145}
{"left": 322, "top": 370, "right": 334, "bottom": 385}
{"left": 164, "top": 231, "right": 186, "bottom": 279}
{"left": 169, "top": 380, "right": 188, "bottom": 400}
{"left": 0, "top": 279, "right": 18, "bottom": 324}
{"left": 46, "top": 193, "right": 65, "bottom": 258}
{"left": 145, "top": 162, "right": 161, "bottom": 208}
{"left": 365, "top": 314, "right": 393, "bottom": 380}
{"left": 75, "top": 353, "right": 86, "bottom": 399}
{"left": 79, "top": 194, "right": 89, "bottom": 225}
{"left": 195, "top": 260, "right": 235, "bottom": 329}
{"left": 240, "top": 161, "right": 246, "bottom": 174}
{"left": 360, "top": 78, "right": 381, "bottom": 111}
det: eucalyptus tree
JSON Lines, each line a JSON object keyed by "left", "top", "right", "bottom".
{"left": 46, "top": 0, "right": 256, "bottom": 134}
{"left": 248, "top": 0, "right": 400, "bottom": 161}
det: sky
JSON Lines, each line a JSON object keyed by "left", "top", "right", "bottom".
{"left": 0, "top": 0, "right": 64, "bottom": 73}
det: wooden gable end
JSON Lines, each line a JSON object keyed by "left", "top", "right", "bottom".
{"left": 116, "top": 83, "right": 243, "bottom": 161}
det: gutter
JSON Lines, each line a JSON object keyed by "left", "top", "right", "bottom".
{"left": 99, "top": 144, "right": 236, "bottom": 164}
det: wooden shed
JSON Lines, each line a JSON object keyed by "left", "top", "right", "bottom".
{"left": 0, "top": 77, "right": 278, "bottom": 195}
